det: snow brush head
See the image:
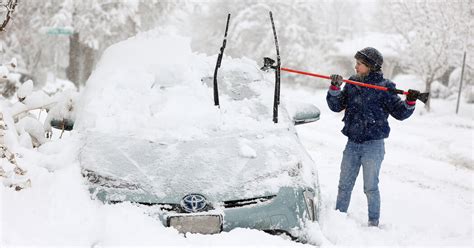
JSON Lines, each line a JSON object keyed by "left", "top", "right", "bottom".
{"left": 261, "top": 57, "right": 276, "bottom": 71}
{"left": 417, "top": 92, "right": 430, "bottom": 104}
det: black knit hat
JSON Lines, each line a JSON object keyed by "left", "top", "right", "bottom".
{"left": 355, "top": 47, "right": 383, "bottom": 71}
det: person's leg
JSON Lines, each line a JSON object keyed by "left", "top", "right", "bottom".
{"left": 336, "top": 141, "right": 362, "bottom": 213}
{"left": 361, "top": 139, "right": 385, "bottom": 226}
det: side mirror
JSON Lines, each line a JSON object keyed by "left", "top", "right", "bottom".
{"left": 291, "top": 103, "right": 320, "bottom": 125}
{"left": 50, "top": 118, "right": 74, "bottom": 131}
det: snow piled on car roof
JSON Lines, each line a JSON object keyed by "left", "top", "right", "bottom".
{"left": 75, "top": 30, "right": 290, "bottom": 141}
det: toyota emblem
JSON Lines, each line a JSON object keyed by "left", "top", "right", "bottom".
{"left": 181, "top": 194, "right": 207, "bottom": 213}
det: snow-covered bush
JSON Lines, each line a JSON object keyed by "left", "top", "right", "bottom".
{"left": 0, "top": 101, "right": 30, "bottom": 190}
{"left": 1, "top": 57, "right": 78, "bottom": 190}
{"left": 465, "top": 85, "right": 474, "bottom": 103}
{"left": 448, "top": 67, "right": 474, "bottom": 103}
{"left": 429, "top": 81, "right": 450, "bottom": 99}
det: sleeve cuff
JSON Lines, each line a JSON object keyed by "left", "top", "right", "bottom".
{"left": 328, "top": 88, "right": 341, "bottom": 96}
{"left": 404, "top": 100, "right": 416, "bottom": 109}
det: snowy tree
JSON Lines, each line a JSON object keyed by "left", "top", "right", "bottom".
{"left": 56, "top": 0, "right": 181, "bottom": 86}
{"left": 0, "top": 1, "right": 61, "bottom": 86}
{"left": 376, "top": 0, "right": 473, "bottom": 110}
{"left": 1, "top": 0, "right": 179, "bottom": 87}
{"left": 49, "top": 0, "right": 140, "bottom": 86}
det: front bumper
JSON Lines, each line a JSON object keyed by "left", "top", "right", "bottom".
{"left": 90, "top": 186, "right": 318, "bottom": 239}
{"left": 222, "top": 187, "right": 310, "bottom": 234}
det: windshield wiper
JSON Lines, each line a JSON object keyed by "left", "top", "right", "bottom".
{"left": 213, "top": 13, "right": 231, "bottom": 107}
{"left": 269, "top": 11, "right": 281, "bottom": 124}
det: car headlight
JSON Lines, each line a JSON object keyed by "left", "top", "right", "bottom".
{"left": 303, "top": 189, "right": 315, "bottom": 221}
{"left": 82, "top": 169, "right": 141, "bottom": 190}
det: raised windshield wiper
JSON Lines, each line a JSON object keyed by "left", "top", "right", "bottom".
{"left": 262, "top": 12, "right": 282, "bottom": 123}
{"left": 213, "top": 13, "right": 231, "bottom": 107}
{"left": 269, "top": 12, "right": 281, "bottom": 124}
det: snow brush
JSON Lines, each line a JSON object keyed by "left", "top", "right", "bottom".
{"left": 261, "top": 57, "right": 430, "bottom": 104}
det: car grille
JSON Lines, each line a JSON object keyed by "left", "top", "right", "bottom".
{"left": 223, "top": 195, "right": 276, "bottom": 208}
{"left": 109, "top": 195, "right": 276, "bottom": 212}
{"left": 127, "top": 201, "right": 183, "bottom": 212}
{"left": 113, "top": 201, "right": 214, "bottom": 213}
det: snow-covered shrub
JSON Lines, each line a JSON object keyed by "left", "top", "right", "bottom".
{"left": 15, "top": 116, "right": 47, "bottom": 148}
{"left": 448, "top": 67, "right": 474, "bottom": 103}
{"left": 465, "top": 85, "right": 474, "bottom": 103}
{"left": 0, "top": 57, "right": 77, "bottom": 190}
{"left": 0, "top": 107, "right": 29, "bottom": 190}
{"left": 429, "top": 81, "right": 451, "bottom": 99}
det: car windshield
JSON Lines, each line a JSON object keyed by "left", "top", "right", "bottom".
{"left": 74, "top": 34, "right": 291, "bottom": 141}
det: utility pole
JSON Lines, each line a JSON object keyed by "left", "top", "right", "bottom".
{"left": 456, "top": 51, "right": 466, "bottom": 114}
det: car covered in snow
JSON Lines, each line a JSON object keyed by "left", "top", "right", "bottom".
{"left": 62, "top": 32, "right": 321, "bottom": 241}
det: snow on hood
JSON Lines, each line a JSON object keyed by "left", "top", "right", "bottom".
{"left": 75, "top": 31, "right": 290, "bottom": 141}
{"left": 79, "top": 129, "right": 313, "bottom": 202}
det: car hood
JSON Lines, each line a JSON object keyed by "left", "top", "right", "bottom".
{"left": 79, "top": 129, "right": 312, "bottom": 201}
{"left": 79, "top": 129, "right": 311, "bottom": 202}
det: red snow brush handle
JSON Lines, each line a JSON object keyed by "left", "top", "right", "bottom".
{"left": 281, "top": 67, "right": 396, "bottom": 93}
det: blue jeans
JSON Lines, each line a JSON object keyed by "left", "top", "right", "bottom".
{"left": 335, "top": 139, "right": 385, "bottom": 222}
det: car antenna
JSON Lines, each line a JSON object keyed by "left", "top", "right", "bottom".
{"left": 268, "top": 11, "right": 281, "bottom": 123}
{"left": 213, "top": 13, "right": 231, "bottom": 108}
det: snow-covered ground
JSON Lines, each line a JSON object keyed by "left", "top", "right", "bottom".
{"left": 1, "top": 90, "right": 472, "bottom": 247}
{"left": 1, "top": 32, "right": 472, "bottom": 247}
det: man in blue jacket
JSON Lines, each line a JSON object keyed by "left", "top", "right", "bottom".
{"left": 327, "top": 47, "right": 419, "bottom": 227}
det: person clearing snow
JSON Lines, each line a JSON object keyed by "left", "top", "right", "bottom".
{"left": 326, "top": 47, "right": 419, "bottom": 227}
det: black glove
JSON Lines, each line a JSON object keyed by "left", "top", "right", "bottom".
{"left": 330, "top": 74, "right": 343, "bottom": 87}
{"left": 406, "top": 89, "right": 420, "bottom": 102}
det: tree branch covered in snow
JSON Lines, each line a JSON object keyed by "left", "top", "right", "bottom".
{"left": 0, "top": 0, "right": 17, "bottom": 32}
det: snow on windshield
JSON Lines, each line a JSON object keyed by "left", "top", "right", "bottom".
{"left": 75, "top": 31, "right": 290, "bottom": 141}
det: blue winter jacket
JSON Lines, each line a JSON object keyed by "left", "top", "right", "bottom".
{"left": 326, "top": 71, "right": 415, "bottom": 143}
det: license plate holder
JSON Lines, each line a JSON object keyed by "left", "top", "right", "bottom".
{"left": 168, "top": 215, "right": 222, "bottom": 234}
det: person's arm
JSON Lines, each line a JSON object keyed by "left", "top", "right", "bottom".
{"left": 385, "top": 83, "right": 416, "bottom": 120}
